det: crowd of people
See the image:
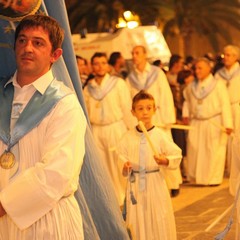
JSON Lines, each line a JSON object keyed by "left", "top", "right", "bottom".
{"left": 77, "top": 44, "right": 240, "bottom": 239}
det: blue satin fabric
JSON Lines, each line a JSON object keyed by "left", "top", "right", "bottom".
{"left": 128, "top": 65, "right": 159, "bottom": 90}
{"left": 0, "top": 79, "right": 70, "bottom": 150}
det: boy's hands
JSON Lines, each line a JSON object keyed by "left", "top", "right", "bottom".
{"left": 182, "top": 117, "right": 189, "bottom": 125}
{"left": 225, "top": 128, "right": 233, "bottom": 135}
{"left": 154, "top": 154, "right": 169, "bottom": 166}
{"left": 122, "top": 161, "right": 132, "bottom": 176}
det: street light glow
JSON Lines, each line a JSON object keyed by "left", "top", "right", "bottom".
{"left": 116, "top": 10, "right": 140, "bottom": 29}
{"left": 127, "top": 20, "right": 139, "bottom": 29}
{"left": 123, "top": 11, "right": 133, "bottom": 21}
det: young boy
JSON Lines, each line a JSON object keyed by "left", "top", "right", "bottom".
{"left": 118, "top": 90, "right": 182, "bottom": 240}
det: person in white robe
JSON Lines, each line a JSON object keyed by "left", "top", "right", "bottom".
{"left": 118, "top": 90, "right": 182, "bottom": 240}
{"left": 183, "top": 57, "right": 233, "bottom": 185}
{"left": 215, "top": 45, "right": 240, "bottom": 177}
{"left": 83, "top": 52, "right": 134, "bottom": 205}
{"left": 230, "top": 125, "right": 240, "bottom": 239}
{"left": 126, "top": 45, "right": 182, "bottom": 197}
{"left": 0, "top": 15, "right": 86, "bottom": 240}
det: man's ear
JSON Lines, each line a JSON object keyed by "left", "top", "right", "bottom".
{"left": 50, "top": 48, "right": 63, "bottom": 63}
{"left": 131, "top": 109, "right": 135, "bottom": 116}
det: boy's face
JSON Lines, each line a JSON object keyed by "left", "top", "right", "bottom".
{"left": 132, "top": 99, "right": 156, "bottom": 126}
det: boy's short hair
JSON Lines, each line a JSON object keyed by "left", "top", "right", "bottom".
{"left": 132, "top": 90, "right": 155, "bottom": 109}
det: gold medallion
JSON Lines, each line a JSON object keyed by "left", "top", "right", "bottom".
{"left": 0, "top": 151, "right": 15, "bottom": 169}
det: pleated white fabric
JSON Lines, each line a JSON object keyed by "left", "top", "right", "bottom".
{"left": 0, "top": 72, "right": 86, "bottom": 240}
{"left": 118, "top": 127, "right": 181, "bottom": 240}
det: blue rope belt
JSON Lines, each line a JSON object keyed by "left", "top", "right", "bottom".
{"left": 123, "top": 170, "right": 160, "bottom": 220}
{"left": 132, "top": 169, "right": 159, "bottom": 174}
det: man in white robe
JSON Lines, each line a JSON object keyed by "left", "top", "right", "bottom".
{"left": 0, "top": 15, "right": 86, "bottom": 239}
{"left": 83, "top": 52, "right": 134, "bottom": 205}
{"left": 126, "top": 46, "right": 182, "bottom": 197}
{"left": 215, "top": 45, "right": 240, "bottom": 176}
{"left": 230, "top": 126, "right": 240, "bottom": 239}
{"left": 183, "top": 57, "right": 233, "bottom": 185}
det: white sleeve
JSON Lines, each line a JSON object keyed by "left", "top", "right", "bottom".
{"left": 158, "top": 70, "right": 176, "bottom": 124}
{"left": 158, "top": 130, "right": 182, "bottom": 170}
{"left": 182, "top": 100, "right": 189, "bottom": 118}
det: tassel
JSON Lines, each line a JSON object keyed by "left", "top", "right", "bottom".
{"left": 214, "top": 184, "right": 240, "bottom": 239}
{"left": 214, "top": 219, "right": 233, "bottom": 240}
{"left": 122, "top": 197, "right": 127, "bottom": 221}
{"left": 130, "top": 190, "right": 137, "bottom": 205}
{"left": 129, "top": 171, "right": 137, "bottom": 204}
{"left": 129, "top": 171, "right": 135, "bottom": 183}
{"left": 127, "top": 227, "right": 133, "bottom": 240}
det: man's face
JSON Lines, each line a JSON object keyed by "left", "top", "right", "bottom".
{"left": 184, "top": 75, "right": 194, "bottom": 85}
{"left": 91, "top": 56, "right": 109, "bottom": 77}
{"left": 132, "top": 47, "right": 146, "bottom": 66}
{"left": 223, "top": 49, "right": 238, "bottom": 68}
{"left": 15, "top": 26, "right": 60, "bottom": 79}
{"left": 195, "top": 61, "right": 211, "bottom": 81}
{"left": 118, "top": 56, "right": 126, "bottom": 68}
{"left": 77, "top": 58, "right": 89, "bottom": 75}
{"left": 174, "top": 59, "right": 184, "bottom": 73}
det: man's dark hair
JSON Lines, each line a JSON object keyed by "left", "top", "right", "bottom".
{"left": 152, "top": 59, "right": 161, "bottom": 67}
{"left": 91, "top": 52, "right": 107, "bottom": 64}
{"left": 76, "top": 55, "right": 88, "bottom": 65}
{"left": 169, "top": 54, "right": 182, "bottom": 70}
{"left": 108, "top": 52, "right": 121, "bottom": 66}
{"left": 177, "top": 70, "right": 193, "bottom": 85}
{"left": 15, "top": 14, "right": 64, "bottom": 52}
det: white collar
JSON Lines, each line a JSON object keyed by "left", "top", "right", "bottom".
{"left": 5, "top": 70, "right": 55, "bottom": 95}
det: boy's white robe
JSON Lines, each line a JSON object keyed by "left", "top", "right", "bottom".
{"left": 118, "top": 127, "right": 181, "bottom": 240}
{"left": 126, "top": 63, "right": 182, "bottom": 190}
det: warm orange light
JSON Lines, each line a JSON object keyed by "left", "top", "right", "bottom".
{"left": 123, "top": 11, "right": 134, "bottom": 21}
{"left": 116, "top": 17, "right": 127, "bottom": 28}
{"left": 127, "top": 21, "right": 139, "bottom": 29}
{"left": 116, "top": 10, "right": 140, "bottom": 29}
